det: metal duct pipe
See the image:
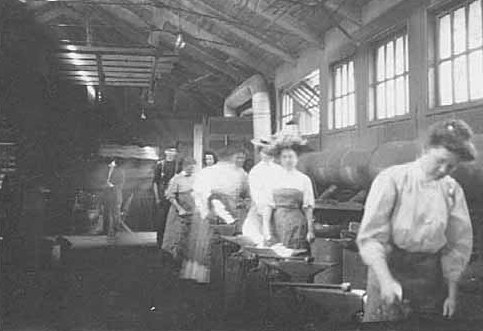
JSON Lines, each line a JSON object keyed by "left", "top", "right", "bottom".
{"left": 223, "top": 74, "right": 271, "bottom": 140}
{"left": 298, "top": 135, "right": 483, "bottom": 201}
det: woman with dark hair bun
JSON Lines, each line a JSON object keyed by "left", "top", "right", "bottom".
{"left": 203, "top": 151, "right": 218, "bottom": 168}
{"left": 357, "top": 119, "right": 475, "bottom": 323}
{"left": 161, "top": 157, "right": 197, "bottom": 263}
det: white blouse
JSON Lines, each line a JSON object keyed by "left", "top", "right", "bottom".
{"left": 356, "top": 161, "right": 473, "bottom": 282}
{"left": 248, "top": 160, "right": 283, "bottom": 210}
{"left": 269, "top": 168, "right": 315, "bottom": 209}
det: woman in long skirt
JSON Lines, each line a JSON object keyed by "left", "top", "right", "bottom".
{"left": 262, "top": 131, "right": 315, "bottom": 250}
{"left": 181, "top": 144, "right": 249, "bottom": 283}
{"left": 161, "top": 158, "right": 196, "bottom": 262}
{"left": 357, "top": 119, "right": 475, "bottom": 322}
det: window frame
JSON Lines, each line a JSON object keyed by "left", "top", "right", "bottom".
{"left": 369, "top": 28, "right": 410, "bottom": 122}
{"left": 329, "top": 57, "right": 357, "bottom": 131}
{"left": 434, "top": 0, "right": 483, "bottom": 107}
{"left": 279, "top": 70, "right": 321, "bottom": 136}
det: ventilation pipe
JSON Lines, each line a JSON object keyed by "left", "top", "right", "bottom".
{"left": 224, "top": 74, "right": 271, "bottom": 140}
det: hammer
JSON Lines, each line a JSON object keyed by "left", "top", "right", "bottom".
{"left": 270, "top": 282, "right": 352, "bottom": 292}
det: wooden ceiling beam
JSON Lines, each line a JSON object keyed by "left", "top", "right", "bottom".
{"left": 69, "top": 81, "right": 150, "bottom": 87}
{"left": 58, "top": 65, "right": 152, "bottom": 73}
{"left": 323, "top": 0, "right": 362, "bottom": 26}
{"left": 178, "top": 0, "right": 295, "bottom": 63}
{"left": 60, "top": 71, "right": 151, "bottom": 78}
{"left": 128, "top": 4, "right": 272, "bottom": 76}
{"left": 97, "top": 4, "right": 245, "bottom": 82}
{"left": 229, "top": 0, "right": 324, "bottom": 47}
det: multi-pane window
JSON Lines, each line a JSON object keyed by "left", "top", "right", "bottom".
{"left": 280, "top": 70, "right": 320, "bottom": 135}
{"left": 329, "top": 60, "right": 356, "bottom": 129}
{"left": 371, "top": 32, "right": 409, "bottom": 120}
{"left": 437, "top": 0, "right": 483, "bottom": 106}
{"left": 280, "top": 93, "right": 294, "bottom": 131}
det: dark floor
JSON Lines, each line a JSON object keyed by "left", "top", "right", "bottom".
{"left": 2, "top": 234, "right": 483, "bottom": 331}
{"left": 1, "top": 233, "right": 268, "bottom": 331}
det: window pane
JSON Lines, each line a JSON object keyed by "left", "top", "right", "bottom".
{"left": 405, "top": 34, "right": 409, "bottom": 72}
{"left": 454, "top": 55, "right": 469, "bottom": 103}
{"left": 348, "top": 61, "right": 354, "bottom": 92}
{"left": 395, "top": 76, "right": 405, "bottom": 116}
{"left": 386, "top": 41, "right": 395, "bottom": 79}
{"left": 439, "top": 14, "right": 452, "bottom": 59}
{"left": 469, "top": 0, "right": 483, "bottom": 49}
{"left": 341, "top": 96, "right": 348, "bottom": 127}
{"left": 377, "top": 46, "right": 385, "bottom": 82}
{"left": 335, "top": 98, "right": 342, "bottom": 128}
{"left": 469, "top": 49, "right": 483, "bottom": 100}
{"left": 439, "top": 61, "right": 453, "bottom": 105}
{"left": 454, "top": 7, "right": 467, "bottom": 55}
{"left": 386, "top": 79, "right": 395, "bottom": 118}
{"left": 395, "top": 36, "right": 404, "bottom": 75}
{"left": 335, "top": 67, "right": 342, "bottom": 97}
{"left": 405, "top": 76, "right": 409, "bottom": 114}
{"left": 328, "top": 101, "right": 334, "bottom": 130}
{"left": 342, "top": 64, "right": 348, "bottom": 96}
{"left": 377, "top": 83, "right": 386, "bottom": 119}
{"left": 348, "top": 93, "right": 356, "bottom": 126}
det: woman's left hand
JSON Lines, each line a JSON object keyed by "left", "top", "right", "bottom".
{"left": 443, "top": 296, "right": 456, "bottom": 318}
{"left": 306, "top": 231, "right": 315, "bottom": 243}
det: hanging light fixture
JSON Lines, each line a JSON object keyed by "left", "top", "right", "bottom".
{"left": 175, "top": 33, "right": 186, "bottom": 50}
{"left": 140, "top": 107, "right": 147, "bottom": 120}
{"left": 175, "top": 10, "right": 186, "bottom": 50}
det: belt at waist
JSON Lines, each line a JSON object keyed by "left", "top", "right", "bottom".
{"left": 274, "top": 204, "right": 302, "bottom": 209}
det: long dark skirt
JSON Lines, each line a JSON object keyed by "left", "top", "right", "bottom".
{"left": 180, "top": 210, "right": 212, "bottom": 283}
{"left": 161, "top": 192, "right": 195, "bottom": 261}
{"left": 363, "top": 246, "right": 443, "bottom": 322}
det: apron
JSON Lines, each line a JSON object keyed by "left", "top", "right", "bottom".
{"left": 272, "top": 188, "right": 308, "bottom": 250}
{"left": 363, "top": 245, "right": 444, "bottom": 322}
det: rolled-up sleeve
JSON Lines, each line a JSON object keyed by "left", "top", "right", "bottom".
{"left": 441, "top": 184, "right": 473, "bottom": 282}
{"left": 356, "top": 171, "right": 397, "bottom": 267}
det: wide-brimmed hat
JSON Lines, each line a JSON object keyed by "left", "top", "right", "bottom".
{"left": 272, "top": 124, "right": 311, "bottom": 156}
{"left": 251, "top": 136, "right": 274, "bottom": 147}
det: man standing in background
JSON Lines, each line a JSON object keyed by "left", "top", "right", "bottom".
{"left": 153, "top": 145, "right": 183, "bottom": 248}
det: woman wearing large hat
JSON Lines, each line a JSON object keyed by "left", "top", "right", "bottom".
{"left": 242, "top": 136, "right": 283, "bottom": 245}
{"left": 261, "top": 126, "right": 315, "bottom": 250}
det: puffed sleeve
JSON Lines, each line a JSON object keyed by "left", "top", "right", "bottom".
{"left": 441, "top": 183, "right": 473, "bottom": 282}
{"left": 165, "top": 175, "right": 179, "bottom": 200}
{"left": 356, "top": 171, "right": 397, "bottom": 267}
{"left": 302, "top": 174, "right": 315, "bottom": 208}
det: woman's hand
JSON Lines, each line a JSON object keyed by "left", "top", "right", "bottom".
{"left": 178, "top": 208, "right": 188, "bottom": 216}
{"left": 380, "top": 277, "right": 403, "bottom": 305}
{"left": 443, "top": 296, "right": 456, "bottom": 318}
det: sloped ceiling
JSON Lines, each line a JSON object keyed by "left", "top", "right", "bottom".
{"left": 22, "top": 0, "right": 371, "bottom": 114}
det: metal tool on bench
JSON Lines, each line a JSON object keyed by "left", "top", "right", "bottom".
{"left": 271, "top": 281, "right": 352, "bottom": 292}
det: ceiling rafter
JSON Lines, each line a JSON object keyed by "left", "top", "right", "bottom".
{"left": 230, "top": 0, "right": 324, "bottom": 47}
{"left": 125, "top": 3, "right": 273, "bottom": 77}
{"left": 323, "top": 0, "right": 362, "bottom": 26}
{"left": 94, "top": 3, "right": 246, "bottom": 81}
{"left": 176, "top": 0, "right": 296, "bottom": 63}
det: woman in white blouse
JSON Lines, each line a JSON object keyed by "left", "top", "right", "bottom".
{"left": 262, "top": 134, "right": 315, "bottom": 250}
{"left": 357, "top": 119, "right": 475, "bottom": 322}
